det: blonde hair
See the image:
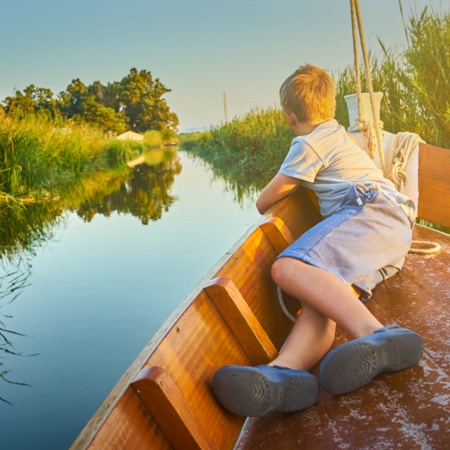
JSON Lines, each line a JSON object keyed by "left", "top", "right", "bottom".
{"left": 279, "top": 64, "right": 336, "bottom": 123}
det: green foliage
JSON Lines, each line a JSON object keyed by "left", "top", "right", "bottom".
{"left": 2, "top": 68, "right": 178, "bottom": 135}
{"left": 144, "top": 130, "right": 163, "bottom": 147}
{"left": 0, "top": 115, "right": 135, "bottom": 199}
{"left": 335, "top": 7, "right": 450, "bottom": 148}
{"left": 160, "top": 127, "right": 177, "bottom": 143}
{"left": 181, "top": 108, "right": 292, "bottom": 197}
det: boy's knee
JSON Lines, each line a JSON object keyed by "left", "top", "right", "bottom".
{"left": 271, "top": 257, "right": 293, "bottom": 287}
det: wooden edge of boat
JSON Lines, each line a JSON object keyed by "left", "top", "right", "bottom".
{"left": 71, "top": 143, "right": 449, "bottom": 450}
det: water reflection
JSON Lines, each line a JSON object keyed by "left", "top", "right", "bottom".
{"left": 0, "top": 256, "right": 32, "bottom": 405}
{"left": 0, "top": 148, "right": 182, "bottom": 258}
{"left": 183, "top": 151, "right": 266, "bottom": 204}
{"left": 76, "top": 149, "right": 182, "bottom": 225}
{"left": 0, "top": 148, "right": 181, "bottom": 401}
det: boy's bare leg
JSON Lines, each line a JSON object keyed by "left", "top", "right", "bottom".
{"left": 270, "top": 305, "right": 336, "bottom": 371}
{"left": 270, "top": 257, "right": 384, "bottom": 370}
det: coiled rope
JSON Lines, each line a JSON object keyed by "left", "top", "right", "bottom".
{"left": 385, "top": 131, "right": 424, "bottom": 193}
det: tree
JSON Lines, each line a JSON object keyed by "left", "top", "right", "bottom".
{"left": 3, "top": 85, "right": 58, "bottom": 118}
{"left": 81, "top": 96, "right": 128, "bottom": 133}
{"left": 118, "top": 68, "right": 178, "bottom": 132}
{"left": 1, "top": 68, "right": 179, "bottom": 134}
{"left": 58, "top": 78, "right": 88, "bottom": 118}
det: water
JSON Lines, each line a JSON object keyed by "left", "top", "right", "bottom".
{"left": 0, "top": 150, "right": 260, "bottom": 449}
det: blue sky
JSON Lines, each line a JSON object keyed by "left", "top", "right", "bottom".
{"left": 1, "top": 0, "right": 447, "bottom": 131}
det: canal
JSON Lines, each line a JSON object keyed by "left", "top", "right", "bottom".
{"left": 0, "top": 149, "right": 260, "bottom": 449}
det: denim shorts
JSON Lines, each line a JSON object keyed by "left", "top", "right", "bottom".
{"left": 278, "top": 184, "right": 414, "bottom": 297}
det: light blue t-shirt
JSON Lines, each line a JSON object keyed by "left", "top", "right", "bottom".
{"left": 279, "top": 119, "right": 414, "bottom": 219}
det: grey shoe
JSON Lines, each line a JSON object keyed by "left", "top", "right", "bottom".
{"left": 212, "top": 365, "right": 319, "bottom": 416}
{"left": 320, "top": 325, "right": 424, "bottom": 395}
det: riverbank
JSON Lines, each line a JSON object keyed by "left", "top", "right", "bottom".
{"left": 0, "top": 113, "right": 180, "bottom": 203}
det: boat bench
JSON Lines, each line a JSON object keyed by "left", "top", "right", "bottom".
{"left": 71, "top": 143, "right": 450, "bottom": 450}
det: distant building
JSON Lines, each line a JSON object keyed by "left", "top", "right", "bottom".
{"left": 117, "top": 131, "right": 144, "bottom": 141}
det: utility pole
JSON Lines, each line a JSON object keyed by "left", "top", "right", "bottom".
{"left": 223, "top": 91, "right": 228, "bottom": 123}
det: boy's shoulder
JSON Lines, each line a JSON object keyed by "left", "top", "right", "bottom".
{"left": 299, "top": 119, "right": 343, "bottom": 145}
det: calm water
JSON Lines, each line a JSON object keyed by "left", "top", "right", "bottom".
{"left": 0, "top": 150, "right": 260, "bottom": 449}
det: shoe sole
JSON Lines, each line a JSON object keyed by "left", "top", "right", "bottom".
{"left": 213, "top": 365, "right": 319, "bottom": 416}
{"left": 320, "top": 326, "right": 424, "bottom": 395}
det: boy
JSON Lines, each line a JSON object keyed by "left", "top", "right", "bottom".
{"left": 212, "top": 64, "right": 424, "bottom": 417}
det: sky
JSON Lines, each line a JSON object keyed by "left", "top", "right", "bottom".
{"left": 1, "top": 0, "right": 448, "bottom": 132}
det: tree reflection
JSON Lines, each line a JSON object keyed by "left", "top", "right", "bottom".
{"left": 186, "top": 153, "right": 262, "bottom": 205}
{"left": 0, "top": 149, "right": 182, "bottom": 258}
{"left": 76, "top": 149, "right": 182, "bottom": 225}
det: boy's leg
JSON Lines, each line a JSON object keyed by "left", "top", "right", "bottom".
{"left": 271, "top": 257, "right": 383, "bottom": 341}
{"left": 270, "top": 303, "right": 336, "bottom": 371}
{"left": 272, "top": 257, "right": 423, "bottom": 395}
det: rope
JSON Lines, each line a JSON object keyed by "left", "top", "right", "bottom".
{"left": 348, "top": 1, "right": 440, "bottom": 255}
{"left": 277, "top": 286, "right": 297, "bottom": 323}
{"left": 386, "top": 132, "right": 425, "bottom": 193}
{"left": 350, "top": 0, "right": 386, "bottom": 174}
{"left": 409, "top": 241, "right": 441, "bottom": 254}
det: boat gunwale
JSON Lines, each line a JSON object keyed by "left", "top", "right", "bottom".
{"left": 70, "top": 208, "right": 278, "bottom": 449}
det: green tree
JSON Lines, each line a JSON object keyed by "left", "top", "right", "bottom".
{"left": 119, "top": 68, "right": 178, "bottom": 132}
{"left": 58, "top": 78, "right": 88, "bottom": 119}
{"left": 81, "top": 96, "right": 128, "bottom": 133}
{"left": 1, "top": 68, "right": 178, "bottom": 134}
{"left": 3, "top": 85, "right": 58, "bottom": 118}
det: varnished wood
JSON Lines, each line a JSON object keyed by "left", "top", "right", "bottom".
{"left": 260, "top": 216, "right": 295, "bottom": 254}
{"left": 418, "top": 143, "right": 450, "bottom": 228}
{"left": 71, "top": 212, "right": 305, "bottom": 450}
{"left": 131, "top": 366, "right": 214, "bottom": 450}
{"left": 205, "top": 277, "right": 278, "bottom": 363}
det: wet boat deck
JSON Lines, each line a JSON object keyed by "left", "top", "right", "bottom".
{"left": 237, "top": 224, "right": 450, "bottom": 450}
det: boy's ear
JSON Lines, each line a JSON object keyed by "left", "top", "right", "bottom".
{"left": 283, "top": 111, "right": 297, "bottom": 127}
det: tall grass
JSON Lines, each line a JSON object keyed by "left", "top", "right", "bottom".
{"left": 181, "top": 107, "right": 292, "bottom": 193}
{"left": 0, "top": 114, "right": 136, "bottom": 200}
{"left": 335, "top": 7, "right": 450, "bottom": 148}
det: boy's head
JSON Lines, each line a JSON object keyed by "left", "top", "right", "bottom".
{"left": 279, "top": 64, "right": 336, "bottom": 124}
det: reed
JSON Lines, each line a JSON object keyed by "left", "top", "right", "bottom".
{"left": 0, "top": 114, "right": 135, "bottom": 200}
{"left": 335, "top": 7, "right": 450, "bottom": 148}
{"left": 182, "top": 107, "right": 292, "bottom": 191}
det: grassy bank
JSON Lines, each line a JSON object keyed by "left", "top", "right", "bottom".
{"left": 0, "top": 113, "right": 172, "bottom": 202}
{"left": 181, "top": 107, "right": 291, "bottom": 191}
{"left": 182, "top": 8, "right": 449, "bottom": 186}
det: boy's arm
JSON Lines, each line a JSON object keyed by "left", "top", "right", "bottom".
{"left": 256, "top": 173, "right": 301, "bottom": 214}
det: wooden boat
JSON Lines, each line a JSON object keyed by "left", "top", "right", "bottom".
{"left": 71, "top": 141, "right": 449, "bottom": 449}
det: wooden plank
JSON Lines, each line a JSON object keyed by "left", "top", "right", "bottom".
{"left": 205, "top": 277, "right": 278, "bottom": 364}
{"left": 87, "top": 386, "right": 172, "bottom": 450}
{"left": 236, "top": 225, "right": 450, "bottom": 450}
{"left": 260, "top": 216, "right": 295, "bottom": 254}
{"left": 213, "top": 222, "right": 296, "bottom": 350}
{"left": 418, "top": 143, "right": 450, "bottom": 228}
{"left": 267, "top": 186, "right": 322, "bottom": 238}
{"left": 131, "top": 366, "right": 214, "bottom": 450}
{"left": 141, "top": 290, "right": 250, "bottom": 450}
